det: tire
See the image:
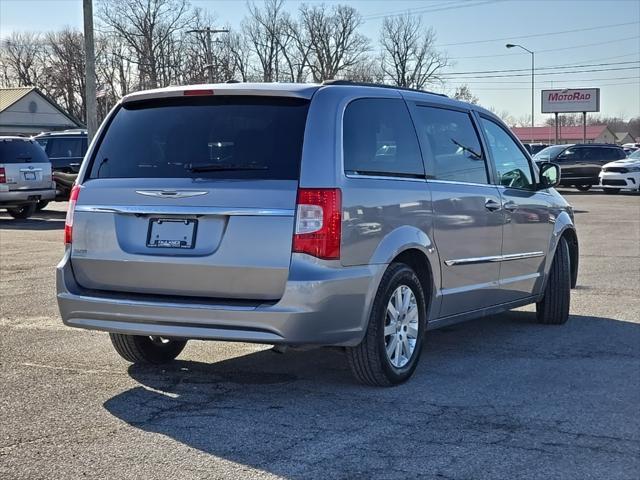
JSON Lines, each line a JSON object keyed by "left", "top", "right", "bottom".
{"left": 603, "top": 188, "right": 621, "bottom": 194}
{"left": 6, "top": 203, "right": 37, "bottom": 219}
{"left": 536, "top": 237, "right": 571, "bottom": 325}
{"left": 575, "top": 184, "right": 592, "bottom": 191}
{"left": 346, "top": 263, "right": 427, "bottom": 386}
{"left": 36, "top": 200, "right": 49, "bottom": 211}
{"left": 109, "top": 333, "right": 187, "bottom": 364}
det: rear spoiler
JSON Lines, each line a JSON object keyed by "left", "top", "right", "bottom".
{"left": 122, "top": 83, "right": 320, "bottom": 104}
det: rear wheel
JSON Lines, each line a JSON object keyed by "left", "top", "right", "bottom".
{"left": 36, "top": 200, "right": 49, "bottom": 210}
{"left": 603, "top": 188, "right": 621, "bottom": 194}
{"left": 6, "top": 203, "right": 37, "bottom": 219}
{"left": 109, "top": 333, "right": 187, "bottom": 364}
{"left": 346, "top": 263, "right": 427, "bottom": 386}
{"left": 575, "top": 184, "right": 592, "bottom": 191}
{"left": 536, "top": 237, "right": 571, "bottom": 325}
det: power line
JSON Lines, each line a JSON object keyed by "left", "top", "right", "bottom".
{"left": 363, "top": 0, "right": 504, "bottom": 21}
{"left": 436, "top": 21, "right": 639, "bottom": 47}
{"left": 440, "top": 66, "right": 640, "bottom": 79}
{"left": 442, "top": 61, "right": 639, "bottom": 76}
{"left": 465, "top": 80, "right": 640, "bottom": 91}
{"left": 449, "top": 75, "right": 640, "bottom": 85}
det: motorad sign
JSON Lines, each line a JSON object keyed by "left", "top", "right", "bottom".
{"left": 542, "top": 88, "right": 600, "bottom": 113}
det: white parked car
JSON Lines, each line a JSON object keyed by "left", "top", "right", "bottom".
{"left": 599, "top": 149, "right": 640, "bottom": 194}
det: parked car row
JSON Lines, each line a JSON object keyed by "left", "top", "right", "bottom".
{"left": 533, "top": 143, "right": 639, "bottom": 193}
{"left": 0, "top": 130, "right": 86, "bottom": 218}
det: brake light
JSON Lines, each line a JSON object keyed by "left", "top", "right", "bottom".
{"left": 64, "top": 184, "right": 81, "bottom": 245}
{"left": 183, "top": 89, "right": 214, "bottom": 96}
{"left": 0, "top": 167, "right": 5, "bottom": 183}
{"left": 293, "top": 188, "right": 341, "bottom": 260}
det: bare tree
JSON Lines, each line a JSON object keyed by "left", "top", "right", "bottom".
{"left": 98, "top": 0, "right": 194, "bottom": 89}
{"left": 341, "top": 56, "right": 384, "bottom": 83}
{"left": 300, "top": 4, "right": 370, "bottom": 82}
{"left": 453, "top": 84, "right": 478, "bottom": 104}
{"left": 380, "top": 13, "right": 448, "bottom": 90}
{"left": 44, "top": 29, "right": 87, "bottom": 121}
{"left": 243, "top": 0, "right": 289, "bottom": 82}
{"left": 0, "top": 32, "right": 46, "bottom": 87}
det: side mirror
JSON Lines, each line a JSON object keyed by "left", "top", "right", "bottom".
{"left": 538, "top": 162, "right": 560, "bottom": 189}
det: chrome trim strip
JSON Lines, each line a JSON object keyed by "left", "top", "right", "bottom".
{"left": 75, "top": 205, "right": 295, "bottom": 216}
{"left": 501, "top": 251, "right": 545, "bottom": 261}
{"left": 345, "top": 173, "right": 427, "bottom": 183}
{"left": 444, "top": 251, "right": 544, "bottom": 266}
{"left": 135, "top": 190, "right": 208, "bottom": 199}
{"left": 428, "top": 179, "right": 493, "bottom": 188}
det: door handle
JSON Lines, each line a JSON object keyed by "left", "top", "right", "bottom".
{"left": 503, "top": 201, "right": 518, "bottom": 212}
{"left": 485, "top": 199, "right": 502, "bottom": 212}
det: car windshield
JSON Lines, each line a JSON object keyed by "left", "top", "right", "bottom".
{"left": 533, "top": 145, "right": 567, "bottom": 161}
{"left": 628, "top": 149, "right": 640, "bottom": 159}
{"left": 88, "top": 96, "right": 309, "bottom": 180}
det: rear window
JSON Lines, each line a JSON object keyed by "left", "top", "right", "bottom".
{"left": 47, "top": 137, "right": 86, "bottom": 158}
{"left": 88, "top": 96, "right": 309, "bottom": 180}
{"left": 0, "top": 138, "right": 49, "bottom": 164}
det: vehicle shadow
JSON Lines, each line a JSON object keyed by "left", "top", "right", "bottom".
{"left": 0, "top": 208, "right": 66, "bottom": 230}
{"left": 103, "top": 311, "right": 640, "bottom": 479}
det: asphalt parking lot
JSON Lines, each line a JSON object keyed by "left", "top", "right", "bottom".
{"left": 1, "top": 190, "right": 639, "bottom": 480}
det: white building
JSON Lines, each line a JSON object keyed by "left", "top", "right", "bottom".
{"left": 0, "top": 87, "right": 83, "bottom": 136}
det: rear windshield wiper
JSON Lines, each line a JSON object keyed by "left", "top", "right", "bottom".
{"left": 186, "top": 163, "right": 268, "bottom": 172}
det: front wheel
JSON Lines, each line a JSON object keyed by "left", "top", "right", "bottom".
{"left": 536, "top": 237, "right": 571, "bottom": 325}
{"left": 6, "top": 203, "right": 37, "bottom": 219}
{"left": 575, "top": 184, "right": 592, "bottom": 191}
{"left": 346, "top": 263, "right": 427, "bottom": 386}
{"left": 109, "top": 333, "right": 187, "bottom": 364}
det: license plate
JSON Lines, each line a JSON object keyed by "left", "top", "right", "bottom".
{"left": 146, "top": 218, "right": 197, "bottom": 249}
{"left": 23, "top": 171, "right": 36, "bottom": 180}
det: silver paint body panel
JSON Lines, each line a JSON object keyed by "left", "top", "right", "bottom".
{"left": 56, "top": 82, "right": 577, "bottom": 345}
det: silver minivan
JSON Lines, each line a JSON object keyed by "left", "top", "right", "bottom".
{"left": 0, "top": 137, "right": 55, "bottom": 218}
{"left": 57, "top": 82, "right": 579, "bottom": 386}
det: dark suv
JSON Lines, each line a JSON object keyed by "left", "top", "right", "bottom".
{"left": 33, "top": 130, "right": 87, "bottom": 206}
{"left": 533, "top": 144, "right": 626, "bottom": 191}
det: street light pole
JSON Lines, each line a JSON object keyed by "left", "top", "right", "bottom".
{"left": 187, "top": 27, "right": 230, "bottom": 83}
{"left": 506, "top": 43, "right": 534, "bottom": 144}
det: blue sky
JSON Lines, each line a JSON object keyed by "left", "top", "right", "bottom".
{"left": 1, "top": 0, "right": 639, "bottom": 121}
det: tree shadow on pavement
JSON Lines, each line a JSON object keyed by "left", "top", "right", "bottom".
{"left": 103, "top": 311, "right": 640, "bottom": 479}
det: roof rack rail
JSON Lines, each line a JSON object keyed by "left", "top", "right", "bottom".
{"left": 321, "top": 79, "right": 447, "bottom": 97}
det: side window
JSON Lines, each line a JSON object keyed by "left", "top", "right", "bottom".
{"left": 343, "top": 98, "right": 424, "bottom": 177}
{"left": 47, "top": 138, "right": 83, "bottom": 158}
{"left": 558, "top": 147, "right": 580, "bottom": 161}
{"left": 412, "top": 106, "right": 488, "bottom": 184}
{"left": 480, "top": 118, "right": 534, "bottom": 189}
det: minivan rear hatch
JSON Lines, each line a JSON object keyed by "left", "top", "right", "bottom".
{"left": 70, "top": 95, "right": 309, "bottom": 300}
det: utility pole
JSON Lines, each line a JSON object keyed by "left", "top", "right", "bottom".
{"left": 83, "top": 0, "right": 98, "bottom": 142}
{"left": 187, "top": 27, "right": 229, "bottom": 83}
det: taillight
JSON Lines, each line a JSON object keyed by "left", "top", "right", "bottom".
{"left": 0, "top": 167, "right": 5, "bottom": 183}
{"left": 183, "top": 89, "right": 214, "bottom": 96}
{"left": 293, "top": 188, "right": 341, "bottom": 260}
{"left": 64, "top": 184, "right": 81, "bottom": 245}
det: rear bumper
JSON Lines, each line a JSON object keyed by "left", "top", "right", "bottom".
{"left": 0, "top": 188, "right": 55, "bottom": 206}
{"left": 599, "top": 171, "right": 640, "bottom": 190}
{"left": 56, "top": 251, "right": 385, "bottom": 346}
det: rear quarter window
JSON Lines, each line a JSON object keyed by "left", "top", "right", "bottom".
{"left": 343, "top": 98, "right": 424, "bottom": 178}
{"left": 88, "top": 96, "right": 309, "bottom": 180}
{"left": 0, "top": 139, "right": 49, "bottom": 164}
